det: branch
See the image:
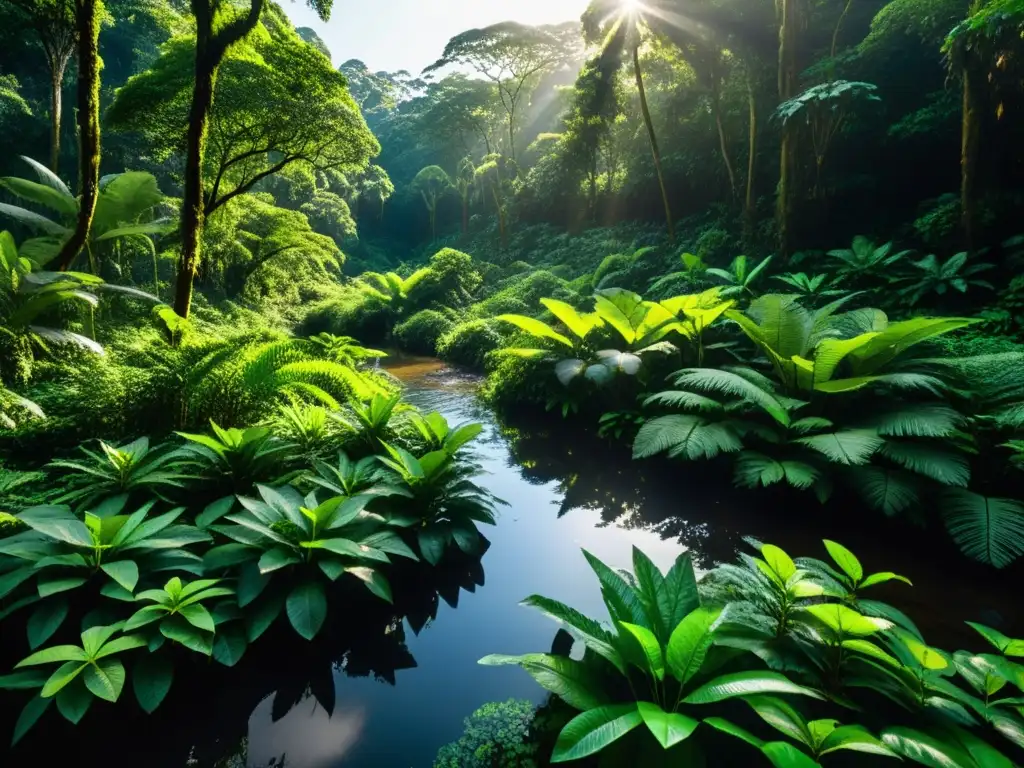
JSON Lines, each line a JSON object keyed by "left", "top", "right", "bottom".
{"left": 204, "top": 154, "right": 295, "bottom": 215}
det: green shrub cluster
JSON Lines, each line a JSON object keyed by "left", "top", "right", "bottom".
{"left": 437, "top": 319, "right": 505, "bottom": 369}
{"left": 433, "top": 699, "right": 540, "bottom": 768}
{"left": 393, "top": 310, "right": 455, "bottom": 355}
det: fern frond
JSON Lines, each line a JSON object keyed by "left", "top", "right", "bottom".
{"left": 633, "top": 415, "right": 743, "bottom": 460}
{"left": 878, "top": 441, "right": 970, "bottom": 486}
{"left": 733, "top": 451, "right": 820, "bottom": 490}
{"left": 846, "top": 466, "right": 921, "bottom": 516}
{"left": 865, "top": 404, "right": 965, "bottom": 438}
{"left": 643, "top": 390, "right": 724, "bottom": 412}
{"left": 941, "top": 490, "right": 1024, "bottom": 568}
{"left": 670, "top": 368, "right": 790, "bottom": 426}
{"left": 795, "top": 429, "right": 882, "bottom": 466}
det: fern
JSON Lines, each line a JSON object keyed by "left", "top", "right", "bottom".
{"left": 642, "top": 390, "right": 724, "bottom": 412}
{"left": 670, "top": 368, "right": 791, "bottom": 426}
{"left": 864, "top": 404, "right": 965, "bottom": 438}
{"left": 632, "top": 415, "right": 743, "bottom": 460}
{"left": 733, "top": 451, "right": 820, "bottom": 490}
{"left": 878, "top": 441, "right": 971, "bottom": 486}
{"left": 795, "top": 429, "right": 883, "bottom": 465}
{"left": 846, "top": 466, "right": 921, "bottom": 516}
{"left": 941, "top": 490, "right": 1024, "bottom": 568}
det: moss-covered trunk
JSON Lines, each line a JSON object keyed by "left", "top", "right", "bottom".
{"left": 53, "top": 0, "right": 101, "bottom": 272}
{"left": 633, "top": 45, "right": 674, "bottom": 244}
{"left": 776, "top": 0, "right": 801, "bottom": 255}
{"left": 960, "top": 67, "right": 981, "bottom": 251}
{"left": 744, "top": 72, "right": 758, "bottom": 244}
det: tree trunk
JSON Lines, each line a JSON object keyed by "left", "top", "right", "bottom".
{"left": 711, "top": 71, "right": 738, "bottom": 200}
{"left": 461, "top": 194, "right": 469, "bottom": 235}
{"left": 53, "top": 0, "right": 101, "bottom": 272}
{"left": 776, "top": 0, "right": 800, "bottom": 255}
{"left": 960, "top": 67, "right": 981, "bottom": 251}
{"left": 744, "top": 72, "right": 758, "bottom": 244}
{"left": 175, "top": 54, "right": 216, "bottom": 319}
{"left": 49, "top": 62, "right": 67, "bottom": 173}
{"left": 174, "top": 0, "right": 265, "bottom": 319}
{"left": 633, "top": 45, "right": 674, "bottom": 243}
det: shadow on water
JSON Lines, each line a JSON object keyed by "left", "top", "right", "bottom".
{"left": 3, "top": 355, "right": 1020, "bottom": 767}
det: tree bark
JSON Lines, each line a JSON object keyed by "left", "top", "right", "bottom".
{"left": 53, "top": 0, "right": 101, "bottom": 272}
{"left": 776, "top": 0, "right": 800, "bottom": 255}
{"left": 711, "top": 66, "right": 738, "bottom": 200}
{"left": 960, "top": 67, "right": 981, "bottom": 251}
{"left": 174, "top": 0, "right": 265, "bottom": 319}
{"left": 633, "top": 45, "right": 674, "bottom": 243}
{"left": 49, "top": 61, "right": 67, "bottom": 173}
{"left": 744, "top": 72, "right": 758, "bottom": 244}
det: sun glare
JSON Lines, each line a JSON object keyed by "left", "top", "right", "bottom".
{"left": 621, "top": 0, "right": 643, "bottom": 10}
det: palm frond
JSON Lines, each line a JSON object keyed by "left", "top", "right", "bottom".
{"left": 643, "top": 390, "right": 724, "bottom": 412}
{"left": 941, "top": 490, "right": 1024, "bottom": 568}
{"left": 670, "top": 368, "right": 790, "bottom": 426}
{"left": 633, "top": 415, "right": 742, "bottom": 460}
{"left": 795, "top": 429, "right": 882, "bottom": 466}
{"left": 734, "top": 451, "right": 819, "bottom": 490}
{"left": 864, "top": 404, "right": 965, "bottom": 438}
{"left": 846, "top": 466, "right": 921, "bottom": 516}
{"left": 878, "top": 441, "right": 970, "bottom": 486}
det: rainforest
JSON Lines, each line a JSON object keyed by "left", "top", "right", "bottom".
{"left": 0, "top": 0, "right": 1023, "bottom": 764}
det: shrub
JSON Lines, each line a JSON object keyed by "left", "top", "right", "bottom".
{"left": 433, "top": 699, "right": 540, "bottom": 768}
{"left": 481, "top": 352, "right": 553, "bottom": 411}
{"left": 437, "top": 319, "right": 505, "bottom": 369}
{"left": 471, "top": 271, "right": 575, "bottom": 319}
{"left": 298, "top": 291, "right": 393, "bottom": 345}
{"left": 393, "top": 310, "right": 455, "bottom": 356}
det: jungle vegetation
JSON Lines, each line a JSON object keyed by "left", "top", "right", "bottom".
{"left": 1, "top": 0, "right": 1023, "bottom": 761}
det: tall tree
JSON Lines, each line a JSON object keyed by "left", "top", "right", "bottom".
{"left": 454, "top": 157, "right": 475, "bottom": 235}
{"left": 172, "top": 0, "right": 336, "bottom": 319}
{"left": 582, "top": 1, "right": 676, "bottom": 241}
{"left": 3, "top": 0, "right": 76, "bottom": 173}
{"left": 424, "top": 21, "right": 577, "bottom": 162}
{"left": 411, "top": 165, "right": 452, "bottom": 240}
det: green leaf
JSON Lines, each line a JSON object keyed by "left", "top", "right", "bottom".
{"left": 418, "top": 527, "right": 448, "bottom": 565}
{"left": 665, "top": 607, "right": 721, "bottom": 686}
{"left": 55, "top": 678, "right": 92, "bottom": 724}
{"left": 496, "top": 314, "right": 573, "bottom": 347}
{"left": 17, "top": 645, "right": 88, "bottom": 667}
{"left": 800, "top": 604, "right": 892, "bottom": 636}
{"left": 213, "top": 625, "right": 248, "bottom": 668}
{"left": 37, "top": 575, "right": 88, "bottom": 597}
{"left": 819, "top": 725, "right": 899, "bottom": 757}
{"left": 703, "top": 717, "right": 765, "bottom": 748}
{"left": 82, "top": 658, "right": 125, "bottom": 702}
{"left": 346, "top": 566, "right": 393, "bottom": 603}
{"left": 620, "top": 622, "right": 665, "bottom": 680}
{"left": 684, "top": 671, "right": 823, "bottom": 704}
{"left": 286, "top": 581, "right": 327, "bottom": 640}
{"left": 520, "top": 595, "right": 625, "bottom": 673}
{"left": 744, "top": 695, "right": 811, "bottom": 745}
{"left": 662, "top": 553, "right": 700, "bottom": 634}
{"left": 582, "top": 550, "right": 646, "bottom": 626}
{"left": 12, "top": 695, "right": 51, "bottom": 745}
{"left": 670, "top": 368, "right": 791, "bottom": 425}
{"left": 551, "top": 703, "right": 643, "bottom": 762}
{"left": 123, "top": 606, "right": 166, "bottom": 632}
{"left": 637, "top": 701, "right": 699, "bottom": 749}
{"left": 179, "top": 603, "right": 215, "bottom": 633}
{"left": 761, "top": 742, "right": 821, "bottom": 768}
{"left": 880, "top": 442, "right": 970, "bottom": 486}
{"left": 966, "top": 622, "right": 1024, "bottom": 657}
{"left": 195, "top": 496, "right": 235, "bottom": 529}
{"left": 0, "top": 669, "right": 48, "bottom": 690}
{"left": 133, "top": 655, "right": 173, "bottom": 713}
{"left": 479, "top": 653, "right": 606, "bottom": 711}
{"left": 881, "top": 727, "right": 974, "bottom": 768}
{"left": 100, "top": 560, "right": 139, "bottom": 593}
{"left": 822, "top": 540, "right": 862, "bottom": 583}
{"left": 761, "top": 545, "right": 797, "bottom": 581}
{"left": 633, "top": 415, "right": 742, "bottom": 461}
{"left": 860, "top": 572, "right": 912, "bottom": 589}
{"left": 941, "top": 490, "right": 1024, "bottom": 568}
{"left": 40, "top": 661, "right": 87, "bottom": 697}
{"left": 796, "top": 430, "right": 882, "bottom": 466}
{"left": 160, "top": 615, "right": 212, "bottom": 655}
{"left": 27, "top": 599, "right": 69, "bottom": 650}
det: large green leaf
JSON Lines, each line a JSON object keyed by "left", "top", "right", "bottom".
{"left": 551, "top": 703, "right": 643, "bottom": 762}
{"left": 637, "top": 701, "right": 699, "bottom": 749}
{"left": 286, "top": 581, "right": 327, "bottom": 640}
{"left": 823, "top": 540, "right": 862, "bottom": 583}
{"left": 479, "top": 653, "right": 607, "bottom": 711}
{"left": 12, "top": 695, "right": 51, "bottom": 745}
{"left": 520, "top": 595, "right": 624, "bottom": 672}
{"left": 847, "top": 466, "right": 921, "bottom": 516}
{"left": 881, "top": 727, "right": 975, "bottom": 768}
{"left": 703, "top": 717, "right": 765, "bottom": 749}
{"left": 848, "top": 317, "right": 977, "bottom": 375}
{"left": 620, "top": 622, "right": 665, "bottom": 680}
{"left": 82, "top": 658, "right": 125, "bottom": 702}
{"left": 633, "top": 415, "right": 742, "bottom": 461}
{"left": 819, "top": 724, "right": 897, "bottom": 757}
{"left": 879, "top": 442, "right": 970, "bottom": 486}
{"left": 496, "top": 314, "right": 572, "bottom": 347}
{"left": 966, "top": 623, "right": 1024, "bottom": 657}
{"left": 671, "top": 368, "right": 791, "bottom": 425}
{"left": 744, "top": 695, "right": 811, "bottom": 745}
{"left": 540, "top": 299, "right": 603, "bottom": 340}
{"left": 662, "top": 553, "right": 700, "bottom": 636}
{"left": 796, "top": 430, "right": 882, "bottom": 466}
{"left": 27, "top": 599, "right": 69, "bottom": 650}
{"left": 55, "top": 678, "right": 92, "bottom": 723}
{"left": 17, "top": 506, "right": 93, "bottom": 547}
{"left": 40, "top": 661, "right": 87, "bottom": 698}
{"left": 799, "top": 604, "right": 891, "bottom": 636}
{"left": 100, "top": 560, "right": 139, "bottom": 593}
{"left": 941, "top": 490, "right": 1024, "bottom": 568}
{"left": 133, "top": 654, "right": 173, "bottom": 713}
{"left": 582, "top": 550, "right": 646, "bottom": 626}
{"left": 761, "top": 742, "right": 822, "bottom": 768}
{"left": 0, "top": 176, "right": 76, "bottom": 216}
{"left": 683, "top": 671, "right": 823, "bottom": 704}
{"left": 345, "top": 566, "right": 393, "bottom": 603}
{"left": 160, "top": 615, "right": 213, "bottom": 655}
{"left": 212, "top": 625, "right": 248, "bottom": 668}
{"left": 665, "top": 607, "right": 721, "bottom": 686}
{"left": 734, "top": 452, "right": 820, "bottom": 491}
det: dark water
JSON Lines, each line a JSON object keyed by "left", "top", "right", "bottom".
{"left": 2, "top": 357, "right": 1019, "bottom": 767}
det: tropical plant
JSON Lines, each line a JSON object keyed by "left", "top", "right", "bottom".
{"left": 354, "top": 269, "right": 432, "bottom": 313}
{"left": 266, "top": 402, "right": 340, "bottom": 461}
{"left": 705, "top": 254, "right": 774, "bottom": 298}
{"left": 895, "top": 252, "right": 996, "bottom": 306}
{"left": 407, "top": 412, "right": 484, "bottom": 455}
{"left": 332, "top": 392, "right": 413, "bottom": 451}
{"left": 201, "top": 484, "right": 416, "bottom": 639}
{"left": 480, "top": 547, "right": 824, "bottom": 761}
{"left": 826, "top": 236, "right": 910, "bottom": 284}
{"left": 773, "top": 272, "right": 847, "bottom": 301}
{"left": 0, "top": 156, "right": 172, "bottom": 272}
{"left": 123, "top": 576, "right": 235, "bottom": 657}
{"left": 375, "top": 443, "right": 504, "bottom": 565}
{"left": 0, "top": 623, "right": 147, "bottom": 740}
{"left": 0, "top": 383, "right": 44, "bottom": 429}
{"left": 308, "top": 333, "right": 386, "bottom": 366}
{"left": 0, "top": 499, "right": 209, "bottom": 644}
{"left": 48, "top": 437, "right": 191, "bottom": 510}
{"left": 174, "top": 421, "right": 296, "bottom": 496}
{"left": 307, "top": 450, "right": 399, "bottom": 499}
{"left": 647, "top": 251, "right": 708, "bottom": 294}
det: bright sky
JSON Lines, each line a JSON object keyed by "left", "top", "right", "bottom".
{"left": 282, "top": 0, "right": 589, "bottom": 73}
